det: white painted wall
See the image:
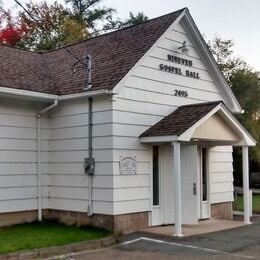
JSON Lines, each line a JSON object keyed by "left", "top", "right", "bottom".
{"left": 46, "top": 96, "right": 114, "bottom": 215}
{"left": 0, "top": 98, "right": 49, "bottom": 213}
{"left": 112, "top": 19, "right": 234, "bottom": 215}
{"left": 208, "top": 146, "right": 234, "bottom": 204}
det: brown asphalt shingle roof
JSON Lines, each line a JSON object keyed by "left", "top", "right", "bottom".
{"left": 140, "top": 101, "right": 223, "bottom": 138}
{"left": 0, "top": 9, "right": 184, "bottom": 95}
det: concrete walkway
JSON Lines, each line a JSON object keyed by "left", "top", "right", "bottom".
{"left": 143, "top": 218, "right": 246, "bottom": 237}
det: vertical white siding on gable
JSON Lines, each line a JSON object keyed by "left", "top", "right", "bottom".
{"left": 47, "top": 96, "right": 114, "bottom": 215}
{"left": 112, "top": 20, "right": 234, "bottom": 215}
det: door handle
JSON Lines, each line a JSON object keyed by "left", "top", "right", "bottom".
{"left": 193, "top": 183, "right": 197, "bottom": 195}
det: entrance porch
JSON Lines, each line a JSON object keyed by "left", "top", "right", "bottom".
{"left": 140, "top": 101, "right": 256, "bottom": 236}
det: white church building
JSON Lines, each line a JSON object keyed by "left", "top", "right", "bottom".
{"left": 0, "top": 8, "right": 256, "bottom": 235}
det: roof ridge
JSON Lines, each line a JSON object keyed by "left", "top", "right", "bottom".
{"left": 41, "top": 8, "right": 186, "bottom": 54}
{"left": 0, "top": 8, "right": 184, "bottom": 95}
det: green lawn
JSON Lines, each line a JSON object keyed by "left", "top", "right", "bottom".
{"left": 233, "top": 194, "right": 260, "bottom": 213}
{"left": 0, "top": 220, "right": 111, "bottom": 255}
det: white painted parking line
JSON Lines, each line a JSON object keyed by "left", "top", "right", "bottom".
{"left": 122, "top": 237, "right": 257, "bottom": 259}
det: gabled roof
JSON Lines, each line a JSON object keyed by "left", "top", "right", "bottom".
{"left": 140, "top": 101, "right": 222, "bottom": 138}
{"left": 139, "top": 101, "right": 256, "bottom": 146}
{"left": 0, "top": 8, "right": 184, "bottom": 95}
{"left": 0, "top": 46, "right": 57, "bottom": 94}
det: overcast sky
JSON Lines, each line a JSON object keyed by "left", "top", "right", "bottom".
{"left": 3, "top": 0, "right": 260, "bottom": 71}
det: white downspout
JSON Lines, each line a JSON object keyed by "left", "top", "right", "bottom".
{"left": 37, "top": 99, "right": 58, "bottom": 221}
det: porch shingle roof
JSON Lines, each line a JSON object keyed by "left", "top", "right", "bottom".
{"left": 140, "top": 101, "right": 223, "bottom": 137}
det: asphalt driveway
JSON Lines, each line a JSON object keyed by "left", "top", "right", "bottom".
{"left": 48, "top": 216, "right": 260, "bottom": 260}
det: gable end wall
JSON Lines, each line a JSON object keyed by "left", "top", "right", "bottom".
{"left": 112, "top": 19, "right": 234, "bottom": 215}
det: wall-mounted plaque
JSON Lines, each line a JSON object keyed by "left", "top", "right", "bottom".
{"left": 120, "top": 156, "right": 137, "bottom": 175}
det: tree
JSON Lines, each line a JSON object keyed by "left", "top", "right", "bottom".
{"left": 65, "top": 0, "right": 115, "bottom": 32}
{"left": 209, "top": 36, "right": 260, "bottom": 185}
{"left": 0, "top": 9, "right": 26, "bottom": 46}
{"left": 103, "top": 11, "right": 148, "bottom": 32}
{"left": 208, "top": 36, "right": 248, "bottom": 81}
{"left": 230, "top": 70, "right": 260, "bottom": 173}
{"left": 124, "top": 12, "right": 148, "bottom": 26}
{"left": 1, "top": 0, "right": 148, "bottom": 50}
{"left": 16, "top": 1, "right": 85, "bottom": 50}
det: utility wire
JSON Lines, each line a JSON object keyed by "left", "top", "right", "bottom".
{"left": 13, "top": 0, "right": 91, "bottom": 74}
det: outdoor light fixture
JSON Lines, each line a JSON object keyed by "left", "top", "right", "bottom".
{"left": 178, "top": 41, "right": 189, "bottom": 54}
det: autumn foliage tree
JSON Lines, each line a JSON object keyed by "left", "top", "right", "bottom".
{"left": 0, "top": 9, "right": 26, "bottom": 46}
{"left": 0, "top": 0, "right": 148, "bottom": 50}
{"left": 16, "top": 1, "right": 89, "bottom": 50}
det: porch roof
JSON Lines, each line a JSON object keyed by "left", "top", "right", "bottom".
{"left": 139, "top": 101, "right": 256, "bottom": 146}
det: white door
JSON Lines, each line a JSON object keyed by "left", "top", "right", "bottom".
{"left": 181, "top": 144, "right": 199, "bottom": 224}
{"left": 199, "top": 147, "right": 210, "bottom": 219}
{"left": 151, "top": 144, "right": 199, "bottom": 226}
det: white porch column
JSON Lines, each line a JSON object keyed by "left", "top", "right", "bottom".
{"left": 242, "top": 146, "right": 251, "bottom": 224}
{"left": 172, "top": 142, "right": 183, "bottom": 237}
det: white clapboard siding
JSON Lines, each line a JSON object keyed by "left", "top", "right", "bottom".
{"left": 111, "top": 20, "right": 231, "bottom": 215}
{"left": 49, "top": 124, "right": 112, "bottom": 140}
{"left": 209, "top": 146, "right": 234, "bottom": 204}
{"left": 113, "top": 123, "right": 154, "bottom": 140}
{"left": 50, "top": 96, "right": 112, "bottom": 117}
{"left": 210, "top": 162, "right": 233, "bottom": 173}
{"left": 113, "top": 174, "right": 150, "bottom": 188}
{"left": 49, "top": 198, "right": 113, "bottom": 215}
{"left": 211, "top": 192, "right": 234, "bottom": 204}
{"left": 113, "top": 187, "right": 150, "bottom": 202}
{"left": 114, "top": 97, "right": 177, "bottom": 117}
{"left": 0, "top": 151, "right": 37, "bottom": 163}
{"left": 0, "top": 187, "right": 37, "bottom": 200}
{"left": 0, "top": 139, "right": 38, "bottom": 151}
{"left": 0, "top": 114, "right": 36, "bottom": 128}
{"left": 0, "top": 163, "right": 37, "bottom": 175}
{"left": 114, "top": 199, "right": 150, "bottom": 215}
{"left": 0, "top": 199, "right": 37, "bottom": 213}
{"left": 49, "top": 186, "right": 89, "bottom": 200}
{"left": 211, "top": 172, "right": 234, "bottom": 183}
{"left": 211, "top": 182, "right": 234, "bottom": 193}
{"left": 114, "top": 110, "right": 163, "bottom": 126}
{"left": 0, "top": 100, "right": 41, "bottom": 213}
{"left": 113, "top": 136, "right": 149, "bottom": 150}
{"left": 0, "top": 126, "right": 36, "bottom": 139}
{"left": 47, "top": 97, "right": 114, "bottom": 214}
{"left": 48, "top": 150, "right": 113, "bottom": 163}
{"left": 47, "top": 162, "right": 113, "bottom": 175}
{"left": 49, "top": 137, "right": 112, "bottom": 151}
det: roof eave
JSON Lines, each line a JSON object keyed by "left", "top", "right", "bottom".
{"left": 180, "top": 9, "right": 243, "bottom": 114}
{"left": 0, "top": 86, "right": 112, "bottom": 102}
